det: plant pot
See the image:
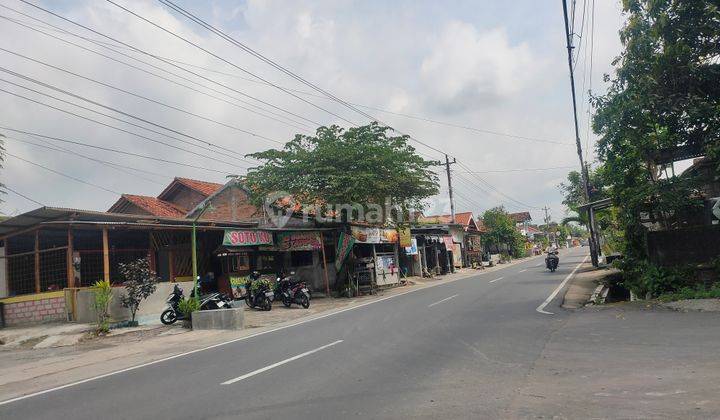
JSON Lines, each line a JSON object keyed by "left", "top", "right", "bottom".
{"left": 182, "top": 319, "right": 192, "bottom": 329}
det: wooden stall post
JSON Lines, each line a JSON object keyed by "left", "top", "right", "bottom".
{"left": 67, "top": 228, "right": 75, "bottom": 288}
{"left": 34, "top": 229, "right": 41, "bottom": 293}
{"left": 319, "top": 232, "right": 330, "bottom": 297}
{"left": 102, "top": 227, "right": 110, "bottom": 283}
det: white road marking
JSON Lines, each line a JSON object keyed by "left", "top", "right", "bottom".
{"left": 536, "top": 255, "right": 590, "bottom": 315}
{"left": 0, "top": 253, "right": 548, "bottom": 407}
{"left": 489, "top": 277, "right": 504, "bottom": 283}
{"left": 221, "top": 340, "right": 343, "bottom": 385}
{"left": 519, "top": 269, "right": 527, "bottom": 273}
{"left": 535, "top": 263, "right": 543, "bottom": 267}
{"left": 428, "top": 294, "right": 459, "bottom": 307}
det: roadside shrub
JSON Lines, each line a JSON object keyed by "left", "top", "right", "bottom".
{"left": 92, "top": 279, "right": 113, "bottom": 334}
{"left": 119, "top": 258, "right": 159, "bottom": 326}
{"left": 615, "top": 258, "right": 696, "bottom": 298}
{"left": 659, "top": 283, "right": 720, "bottom": 302}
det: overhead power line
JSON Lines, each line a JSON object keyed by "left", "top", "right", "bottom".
{"left": 157, "top": 0, "right": 543, "bottom": 210}
{"left": 8, "top": 135, "right": 167, "bottom": 185}
{"left": 457, "top": 165, "right": 576, "bottom": 174}
{"left": 14, "top": 0, "right": 539, "bottom": 211}
{"left": 104, "top": 0, "right": 359, "bottom": 126}
{"left": 3, "top": 185, "right": 45, "bottom": 206}
{"left": 112, "top": 50, "right": 573, "bottom": 147}
{"left": 11, "top": 1, "right": 325, "bottom": 128}
{"left": 0, "top": 81, "right": 249, "bottom": 170}
{"left": 5, "top": 150, "right": 121, "bottom": 195}
{"left": 0, "top": 47, "right": 285, "bottom": 145}
{"left": 0, "top": 11, "right": 312, "bottom": 132}
{"left": 0, "top": 126, "right": 233, "bottom": 174}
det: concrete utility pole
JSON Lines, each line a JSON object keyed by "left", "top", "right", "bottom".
{"left": 445, "top": 154, "right": 457, "bottom": 223}
{"left": 542, "top": 206, "right": 551, "bottom": 246}
{"left": 561, "top": 0, "right": 599, "bottom": 266}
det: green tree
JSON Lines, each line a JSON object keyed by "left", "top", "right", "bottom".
{"left": 591, "top": 0, "right": 719, "bottom": 295}
{"left": 481, "top": 206, "right": 526, "bottom": 258}
{"left": 592, "top": 0, "right": 718, "bottom": 261}
{"left": 245, "top": 123, "right": 440, "bottom": 223}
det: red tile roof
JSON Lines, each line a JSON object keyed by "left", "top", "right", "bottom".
{"left": 121, "top": 195, "right": 186, "bottom": 218}
{"left": 509, "top": 211, "right": 532, "bottom": 223}
{"left": 174, "top": 177, "right": 223, "bottom": 196}
{"left": 420, "top": 212, "right": 477, "bottom": 229}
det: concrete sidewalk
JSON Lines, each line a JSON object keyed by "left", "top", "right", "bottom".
{"left": 562, "top": 261, "right": 619, "bottom": 309}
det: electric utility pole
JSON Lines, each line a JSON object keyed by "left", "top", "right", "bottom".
{"left": 542, "top": 206, "right": 551, "bottom": 246}
{"left": 445, "top": 154, "right": 457, "bottom": 223}
{"left": 561, "top": 0, "right": 599, "bottom": 266}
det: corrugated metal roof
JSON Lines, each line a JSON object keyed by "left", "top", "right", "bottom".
{"left": 0, "top": 207, "right": 257, "bottom": 238}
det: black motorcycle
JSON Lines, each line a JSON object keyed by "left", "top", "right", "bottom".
{"left": 244, "top": 272, "right": 274, "bottom": 311}
{"left": 160, "top": 285, "right": 233, "bottom": 325}
{"left": 545, "top": 251, "right": 559, "bottom": 272}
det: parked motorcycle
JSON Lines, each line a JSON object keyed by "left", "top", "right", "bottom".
{"left": 244, "top": 271, "right": 274, "bottom": 311}
{"left": 160, "top": 285, "right": 233, "bottom": 325}
{"left": 545, "top": 251, "right": 559, "bottom": 272}
{"left": 281, "top": 279, "right": 311, "bottom": 309}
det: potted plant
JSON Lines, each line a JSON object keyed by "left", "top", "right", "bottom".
{"left": 178, "top": 297, "right": 200, "bottom": 329}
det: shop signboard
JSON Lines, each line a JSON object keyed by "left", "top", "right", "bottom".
{"left": 350, "top": 226, "right": 399, "bottom": 244}
{"left": 276, "top": 231, "right": 322, "bottom": 251}
{"left": 404, "top": 237, "right": 418, "bottom": 255}
{"left": 223, "top": 230, "right": 273, "bottom": 247}
{"left": 335, "top": 231, "right": 356, "bottom": 271}
{"left": 398, "top": 227, "right": 412, "bottom": 248}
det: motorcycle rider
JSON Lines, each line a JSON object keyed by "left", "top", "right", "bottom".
{"left": 545, "top": 245, "right": 559, "bottom": 271}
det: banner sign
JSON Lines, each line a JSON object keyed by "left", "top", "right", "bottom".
{"left": 223, "top": 230, "right": 273, "bottom": 247}
{"left": 350, "top": 226, "right": 399, "bottom": 244}
{"left": 404, "top": 238, "right": 418, "bottom": 255}
{"left": 398, "top": 227, "right": 412, "bottom": 248}
{"left": 276, "top": 231, "right": 322, "bottom": 251}
{"left": 335, "top": 231, "right": 356, "bottom": 271}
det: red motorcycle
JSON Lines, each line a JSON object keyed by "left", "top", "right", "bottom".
{"left": 280, "top": 276, "right": 311, "bottom": 309}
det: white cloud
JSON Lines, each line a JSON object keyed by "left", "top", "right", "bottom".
{"left": 420, "top": 22, "right": 536, "bottom": 114}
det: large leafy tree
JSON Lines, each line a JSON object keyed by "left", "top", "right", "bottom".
{"left": 481, "top": 206, "right": 526, "bottom": 257}
{"left": 592, "top": 0, "right": 719, "bottom": 260}
{"left": 245, "top": 123, "right": 440, "bottom": 222}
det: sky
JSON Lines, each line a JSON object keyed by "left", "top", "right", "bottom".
{"left": 0, "top": 0, "right": 625, "bottom": 224}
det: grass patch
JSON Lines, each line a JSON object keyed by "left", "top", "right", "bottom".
{"left": 658, "top": 283, "right": 720, "bottom": 302}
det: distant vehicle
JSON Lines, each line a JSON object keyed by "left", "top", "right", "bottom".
{"left": 545, "top": 251, "right": 559, "bottom": 272}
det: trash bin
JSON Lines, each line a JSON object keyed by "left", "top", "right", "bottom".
{"left": 0, "top": 302, "right": 5, "bottom": 328}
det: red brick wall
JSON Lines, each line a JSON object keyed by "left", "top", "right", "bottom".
{"left": 199, "top": 187, "right": 259, "bottom": 222}
{"left": 2, "top": 296, "right": 66, "bottom": 326}
{"left": 166, "top": 187, "right": 206, "bottom": 212}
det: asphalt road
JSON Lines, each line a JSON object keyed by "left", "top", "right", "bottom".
{"left": 4, "top": 247, "right": 696, "bottom": 419}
